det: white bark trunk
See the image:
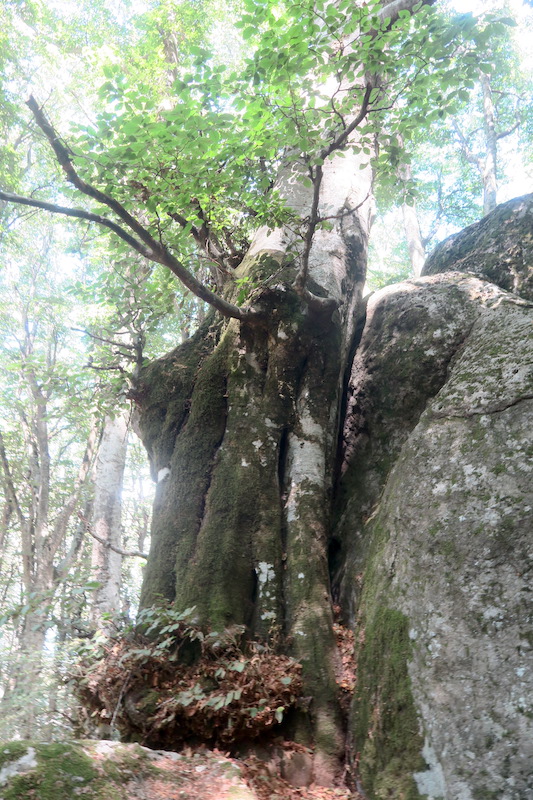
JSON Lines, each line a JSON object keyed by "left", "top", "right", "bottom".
{"left": 90, "top": 413, "right": 129, "bottom": 627}
{"left": 402, "top": 200, "right": 426, "bottom": 276}
{"left": 481, "top": 72, "right": 498, "bottom": 216}
{"left": 247, "top": 146, "right": 374, "bottom": 784}
{"left": 246, "top": 148, "right": 374, "bottom": 335}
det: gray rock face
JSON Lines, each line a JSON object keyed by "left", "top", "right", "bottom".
{"left": 336, "top": 273, "right": 508, "bottom": 617}
{"left": 337, "top": 267, "right": 533, "bottom": 797}
{"left": 422, "top": 193, "right": 533, "bottom": 302}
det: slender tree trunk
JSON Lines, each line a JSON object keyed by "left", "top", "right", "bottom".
{"left": 0, "top": 495, "right": 12, "bottom": 574}
{"left": 90, "top": 413, "right": 129, "bottom": 628}
{"left": 402, "top": 203, "right": 426, "bottom": 278}
{"left": 480, "top": 72, "right": 498, "bottom": 215}
{"left": 402, "top": 201, "right": 426, "bottom": 277}
{"left": 0, "top": 404, "right": 96, "bottom": 736}
{"left": 397, "top": 136, "right": 426, "bottom": 276}
{"left": 454, "top": 72, "right": 499, "bottom": 218}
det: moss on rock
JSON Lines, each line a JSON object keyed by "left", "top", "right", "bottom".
{"left": 0, "top": 742, "right": 100, "bottom": 800}
{"left": 352, "top": 607, "right": 425, "bottom": 800}
{"left": 422, "top": 194, "right": 533, "bottom": 301}
{"left": 339, "top": 268, "right": 532, "bottom": 798}
{"left": 0, "top": 741, "right": 257, "bottom": 800}
{"left": 0, "top": 742, "right": 29, "bottom": 770}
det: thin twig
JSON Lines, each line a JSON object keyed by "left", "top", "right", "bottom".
{"left": 81, "top": 515, "right": 148, "bottom": 559}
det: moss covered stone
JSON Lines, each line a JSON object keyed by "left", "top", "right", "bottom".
{"left": 340, "top": 281, "right": 532, "bottom": 798}
{"left": 334, "top": 229, "right": 533, "bottom": 798}
{"left": 334, "top": 274, "right": 498, "bottom": 621}
{"left": 0, "top": 742, "right": 29, "bottom": 770}
{"left": 352, "top": 607, "right": 425, "bottom": 800}
{"left": 0, "top": 742, "right": 99, "bottom": 800}
{"left": 422, "top": 194, "right": 533, "bottom": 301}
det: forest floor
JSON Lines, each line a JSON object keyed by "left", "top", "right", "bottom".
{"left": 64, "top": 617, "right": 361, "bottom": 799}
{"left": 0, "top": 739, "right": 365, "bottom": 800}
{"left": 126, "top": 744, "right": 362, "bottom": 799}
{"left": 240, "top": 752, "right": 364, "bottom": 800}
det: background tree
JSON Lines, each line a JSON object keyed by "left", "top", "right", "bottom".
{"left": 0, "top": 0, "right": 207, "bottom": 733}
{"left": 368, "top": 0, "right": 532, "bottom": 285}
{"left": 0, "top": 224, "right": 98, "bottom": 737}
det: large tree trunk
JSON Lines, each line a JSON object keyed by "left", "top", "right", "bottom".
{"left": 136, "top": 151, "right": 373, "bottom": 783}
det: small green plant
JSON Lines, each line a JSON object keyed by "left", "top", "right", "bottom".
{"left": 234, "top": 276, "right": 256, "bottom": 305}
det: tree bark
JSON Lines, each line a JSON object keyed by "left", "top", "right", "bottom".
{"left": 136, "top": 148, "right": 374, "bottom": 783}
{"left": 480, "top": 72, "right": 498, "bottom": 216}
{"left": 90, "top": 413, "right": 129, "bottom": 629}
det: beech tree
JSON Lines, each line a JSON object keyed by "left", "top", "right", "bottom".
{"left": 0, "top": 0, "right": 518, "bottom": 783}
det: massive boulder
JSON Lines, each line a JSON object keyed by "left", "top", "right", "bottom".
{"left": 336, "top": 201, "right": 533, "bottom": 799}
{"left": 422, "top": 193, "right": 533, "bottom": 301}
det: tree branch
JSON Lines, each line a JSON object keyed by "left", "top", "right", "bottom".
{"left": 2, "top": 97, "right": 264, "bottom": 324}
{"left": 496, "top": 119, "right": 521, "bottom": 140}
{"left": 0, "top": 432, "right": 25, "bottom": 530}
{"left": 49, "top": 422, "right": 99, "bottom": 558}
{"left": 0, "top": 188, "right": 166, "bottom": 259}
{"left": 289, "top": 0, "right": 433, "bottom": 310}
{"left": 54, "top": 497, "right": 93, "bottom": 585}
{"left": 452, "top": 120, "right": 482, "bottom": 168}
{"left": 294, "top": 165, "right": 324, "bottom": 299}
{"left": 0, "top": 429, "right": 33, "bottom": 590}
{"left": 321, "top": 84, "right": 373, "bottom": 160}
{"left": 85, "top": 521, "right": 148, "bottom": 559}
{"left": 26, "top": 95, "right": 165, "bottom": 254}
{"left": 71, "top": 328, "right": 137, "bottom": 350}
{"left": 290, "top": 85, "right": 373, "bottom": 315}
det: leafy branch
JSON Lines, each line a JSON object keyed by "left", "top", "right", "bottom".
{"left": 0, "top": 97, "right": 262, "bottom": 325}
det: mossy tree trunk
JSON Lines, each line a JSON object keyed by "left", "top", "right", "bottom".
{"left": 135, "top": 151, "right": 373, "bottom": 783}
